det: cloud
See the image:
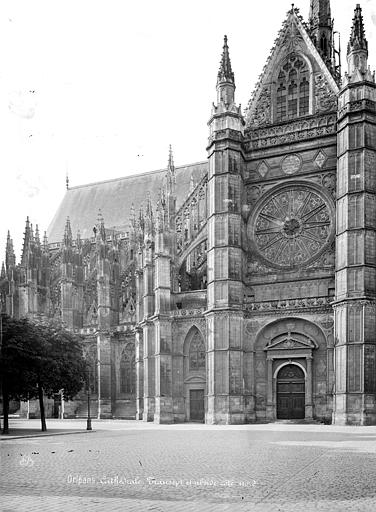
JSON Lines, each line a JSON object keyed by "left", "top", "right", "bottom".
{"left": 16, "top": 173, "right": 41, "bottom": 198}
{"left": 8, "top": 90, "right": 36, "bottom": 119}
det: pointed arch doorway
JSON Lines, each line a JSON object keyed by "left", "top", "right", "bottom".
{"left": 276, "top": 364, "right": 305, "bottom": 420}
{"left": 183, "top": 326, "right": 206, "bottom": 422}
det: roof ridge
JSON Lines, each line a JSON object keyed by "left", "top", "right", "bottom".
{"left": 68, "top": 160, "right": 208, "bottom": 191}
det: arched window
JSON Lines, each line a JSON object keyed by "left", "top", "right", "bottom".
{"left": 120, "top": 345, "right": 135, "bottom": 394}
{"left": 276, "top": 55, "right": 310, "bottom": 122}
{"left": 189, "top": 331, "right": 205, "bottom": 371}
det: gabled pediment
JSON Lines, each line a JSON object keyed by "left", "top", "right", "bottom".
{"left": 265, "top": 332, "right": 317, "bottom": 351}
{"left": 245, "top": 8, "right": 339, "bottom": 128}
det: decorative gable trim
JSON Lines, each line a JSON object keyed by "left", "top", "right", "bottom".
{"left": 264, "top": 331, "right": 318, "bottom": 351}
{"left": 245, "top": 8, "right": 339, "bottom": 128}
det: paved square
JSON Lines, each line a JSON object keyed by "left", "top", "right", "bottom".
{"left": 2, "top": 420, "right": 376, "bottom": 511}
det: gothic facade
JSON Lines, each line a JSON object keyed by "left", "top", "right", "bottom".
{"left": 1, "top": 1, "right": 376, "bottom": 425}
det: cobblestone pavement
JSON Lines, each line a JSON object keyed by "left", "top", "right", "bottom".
{"left": 2, "top": 421, "right": 376, "bottom": 511}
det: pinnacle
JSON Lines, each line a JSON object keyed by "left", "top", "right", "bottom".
{"left": 217, "top": 34, "right": 235, "bottom": 85}
{"left": 348, "top": 3, "right": 368, "bottom": 54}
{"left": 168, "top": 145, "right": 174, "bottom": 170}
{"left": 35, "top": 224, "right": 41, "bottom": 245}
{"left": 63, "top": 217, "right": 73, "bottom": 246}
{"left": 166, "top": 145, "right": 176, "bottom": 197}
{"left": 96, "top": 209, "right": 106, "bottom": 242}
{"left": 43, "top": 231, "right": 49, "bottom": 249}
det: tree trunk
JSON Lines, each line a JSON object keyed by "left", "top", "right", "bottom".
{"left": 37, "top": 381, "right": 47, "bottom": 431}
{"left": 2, "top": 378, "right": 9, "bottom": 434}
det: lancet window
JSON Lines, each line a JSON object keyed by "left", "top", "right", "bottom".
{"left": 120, "top": 344, "right": 135, "bottom": 394}
{"left": 189, "top": 331, "right": 206, "bottom": 371}
{"left": 276, "top": 55, "right": 310, "bottom": 122}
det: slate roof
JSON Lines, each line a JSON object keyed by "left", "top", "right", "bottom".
{"left": 47, "top": 162, "right": 208, "bottom": 243}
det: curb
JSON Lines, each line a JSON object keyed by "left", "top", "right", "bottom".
{"left": 0, "top": 430, "right": 96, "bottom": 440}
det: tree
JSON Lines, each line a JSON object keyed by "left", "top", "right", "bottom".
{"left": 0, "top": 316, "right": 86, "bottom": 433}
{"left": 0, "top": 316, "right": 37, "bottom": 434}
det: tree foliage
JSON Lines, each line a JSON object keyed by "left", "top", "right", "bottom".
{"left": 1, "top": 315, "right": 86, "bottom": 431}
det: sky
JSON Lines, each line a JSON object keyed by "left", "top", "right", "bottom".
{"left": 0, "top": 0, "right": 375, "bottom": 263}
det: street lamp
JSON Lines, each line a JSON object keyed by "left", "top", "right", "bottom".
{"left": 86, "top": 362, "right": 92, "bottom": 431}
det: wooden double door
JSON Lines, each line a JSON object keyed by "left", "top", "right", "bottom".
{"left": 277, "top": 364, "right": 305, "bottom": 420}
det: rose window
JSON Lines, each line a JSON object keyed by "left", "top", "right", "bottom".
{"left": 250, "top": 185, "right": 334, "bottom": 268}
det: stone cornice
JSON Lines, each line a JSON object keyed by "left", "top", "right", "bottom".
{"left": 244, "top": 114, "right": 336, "bottom": 151}
{"left": 245, "top": 296, "right": 333, "bottom": 317}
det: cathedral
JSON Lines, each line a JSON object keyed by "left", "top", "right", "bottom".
{"left": 1, "top": 1, "right": 376, "bottom": 425}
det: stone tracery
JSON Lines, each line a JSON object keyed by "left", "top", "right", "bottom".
{"left": 250, "top": 185, "right": 334, "bottom": 268}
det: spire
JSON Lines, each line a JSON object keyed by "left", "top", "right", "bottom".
{"left": 309, "top": 0, "right": 331, "bottom": 29}
{"left": 217, "top": 35, "right": 235, "bottom": 85}
{"left": 66, "top": 173, "right": 69, "bottom": 190}
{"left": 129, "top": 203, "right": 136, "bottom": 230}
{"left": 21, "top": 216, "right": 31, "bottom": 265}
{"left": 144, "top": 193, "right": 154, "bottom": 240}
{"left": 6, "top": 231, "right": 16, "bottom": 269}
{"left": 308, "top": 0, "right": 335, "bottom": 73}
{"left": 165, "top": 145, "right": 176, "bottom": 198}
{"left": 43, "top": 231, "right": 49, "bottom": 253}
{"left": 0, "top": 262, "right": 5, "bottom": 280}
{"left": 155, "top": 196, "right": 165, "bottom": 233}
{"left": 35, "top": 224, "right": 41, "bottom": 246}
{"left": 346, "top": 4, "right": 373, "bottom": 80}
{"left": 96, "top": 209, "right": 106, "bottom": 242}
{"left": 63, "top": 217, "right": 73, "bottom": 246}
{"left": 137, "top": 206, "right": 145, "bottom": 246}
{"left": 216, "top": 35, "right": 236, "bottom": 107}
{"left": 76, "top": 229, "right": 82, "bottom": 251}
{"left": 348, "top": 4, "right": 367, "bottom": 53}
{"left": 168, "top": 144, "right": 174, "bottom": 170}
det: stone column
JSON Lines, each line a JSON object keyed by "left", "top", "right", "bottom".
{"left": 266, "top": 357, "right": 274, "bottom": 421}
{"left": 305, "top": 356, "right": 313, "bottom": 419}
{"left": 135, "top": 328, "right": 144, "bottom": 420}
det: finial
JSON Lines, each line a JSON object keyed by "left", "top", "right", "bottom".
{"left": 168, "top": 144, "right": 174, "bottom": 169}
{"left": 217, "top": 34, "right": 235, "bottom": 85}
{"left": 66, "top": 173, "right": 69, "bottom": 190}
{"left": 348, "top": 3, "right": 368, "bottom": 54}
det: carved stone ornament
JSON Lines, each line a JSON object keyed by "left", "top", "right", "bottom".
{"left": 265, "top": 330, "right": 317, "bottom": 351}
{"left": 315, "top": 150, "right": 327, "bottom": 169}
{"left": 249, "top": 184, "right": 334, "bottom": 269}
{"left": 249, "top": 87, "right": 272, "bottom": 127}
{"left": 281, "top": 18, "right": 304, "bottom": 53}
{"left": 281, "top": 154, "right": 302, "bottom": 175}
{"left": 315, "top": 74, "right": 337, "bottom": 113}
{"left": 257, "top": 161, "right": 269, "bottom": 178}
